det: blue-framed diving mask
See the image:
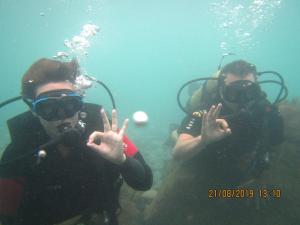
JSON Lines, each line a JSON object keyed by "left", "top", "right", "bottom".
{"left": 31, "top": 89, "right": 83, "bottom": 121}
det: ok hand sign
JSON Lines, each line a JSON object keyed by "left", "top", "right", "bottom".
{"left": 87, "top": 109, "right": 129, "bottom": 165}
{"left": 200, "top": 103, "right": 231, "bottom": 146}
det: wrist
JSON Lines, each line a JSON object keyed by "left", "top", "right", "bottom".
{"left": 197, "top": 135, "right": 208, "bottom": 149}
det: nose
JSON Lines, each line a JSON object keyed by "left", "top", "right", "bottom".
{"left": 57, "top": 107, "right": 67, "bottom": 119}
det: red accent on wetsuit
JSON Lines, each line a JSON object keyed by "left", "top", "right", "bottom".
{"left": 0, "top": 178, "right": 25, "bottom": 215}
{"left": 122, "top": 135, "right": 138, "bottom": 157}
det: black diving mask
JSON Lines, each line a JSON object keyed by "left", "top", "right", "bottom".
{"left": 32, "top": 89, "right": 83, "bottom": 121}
{"left": 221, "top": 80, "right": 261, "bottom": 104}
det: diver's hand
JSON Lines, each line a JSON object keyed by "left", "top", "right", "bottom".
{"left": 87, "top": 109, "right": 128, "bottom": 165}
{"left": 201, "top": 103, "right": 231, "bottom": 146}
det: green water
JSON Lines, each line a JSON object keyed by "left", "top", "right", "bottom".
{"left": 1, "top": 0, "right": 299, "bottom": 126}
{"left": 1, "top": 0, "right": 300, "bottom": 224}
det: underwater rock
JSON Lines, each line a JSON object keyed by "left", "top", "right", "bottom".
{"left": 279, "top": 99, "right": 300, "bottom": 145}
{"left": 118, "top": 184, "right": 157, "bottom": 225}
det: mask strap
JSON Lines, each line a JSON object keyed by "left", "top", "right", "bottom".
{"left": 217, "top": 73, "right": 226, "bottom": 101}
{"left": 22, "top": 98, "right": 33, "bottom": 109}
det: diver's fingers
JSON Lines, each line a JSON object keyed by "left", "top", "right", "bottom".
{"left": 216, "top": 119, "right": 228, "bottom": 130}
{"left": 111, "top": 109, "right": 118, "bottom": 132}
{"left": 207, "top": 105, "right": 216, "bottom": 122}
{"left": 119, "top": 119, "right": 129, "bottom": 138}
{"left": 101, "top": 109, "right": 111, "bottom": 132}
{"left": 216, "top": 119, "right": 232, "bottom": 135}
{"left": 212, "top": 103, "right": 222, "bottom": 119}
{"left": 87, "top": 131, "right": 105, "bottom": 144}
{"left": 202, "top": 111, "right": 207, "bottom": 124}
{"left": 225, "top": 128, "right": 232, "bottom": 135}
{"left": 201, "top": 112, "right": 208, "bottom": 132}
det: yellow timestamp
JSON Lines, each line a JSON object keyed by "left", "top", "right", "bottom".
{"left": 208, "top": 189, "right": 282, "bottom": 199}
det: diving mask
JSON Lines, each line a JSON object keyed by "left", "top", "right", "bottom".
{"left": 221, "top": 80, "right": 261, "bottom": 104}
{"left": 32, "top": 89, "right": 83, "bottom": 121}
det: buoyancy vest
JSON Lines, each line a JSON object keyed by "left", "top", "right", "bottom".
{"left": 0, "top": 103, "right": 123, "bottom": 225}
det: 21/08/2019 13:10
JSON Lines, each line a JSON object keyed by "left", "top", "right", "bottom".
{"left": 208, "top": 188, "right": 282, "bottom": 199}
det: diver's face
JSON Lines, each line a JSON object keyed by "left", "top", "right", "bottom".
{"left": 222, "top": 73, "right": 256, "bottom": 111}
{"left": 224, "top": 73, "right": 255, "bottom": 85}
{"left": 34, "top": 82, "right": 80, "bottom": 138}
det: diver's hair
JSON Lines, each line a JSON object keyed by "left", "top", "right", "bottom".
{"left": 220, "top": 60, "right": 257, "bottom": 77}
{"left": 21, "top": 58, "right": 79, "bottom": 100}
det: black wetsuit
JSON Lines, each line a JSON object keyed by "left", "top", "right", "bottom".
{"left": 0, "top": 103, "right": 153, "bottom": 225}
{"left": 178, "top": 97, "right": 284, "bottom": 186}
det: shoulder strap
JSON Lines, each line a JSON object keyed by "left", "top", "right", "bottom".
{"left": 189, "top": 74, "right": 220, "bottom": 112}
{"left": 6, "top": 111, "right": 48, "bottom": 151}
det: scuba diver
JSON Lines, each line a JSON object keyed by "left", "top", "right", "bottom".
{"left": 145, "top": 59, "right": 286, "bottom": 225}
{"left": 0, "top": 58, "right": 153, "bottom": 225}
{"left": 173, "top": 59, "right": 284, "bottom": 183}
